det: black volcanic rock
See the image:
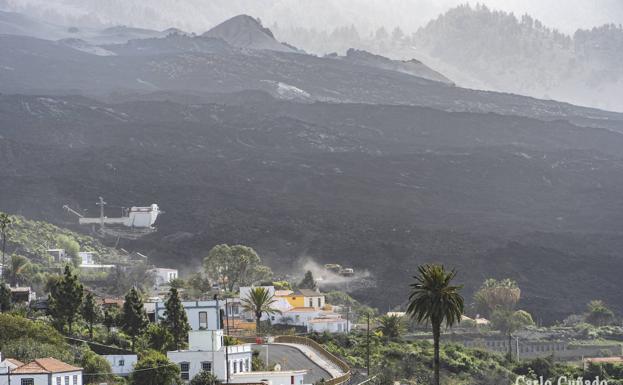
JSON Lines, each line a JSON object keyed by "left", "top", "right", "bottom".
{"left": 202, "top": 14, "right": 296, "bottom": 52}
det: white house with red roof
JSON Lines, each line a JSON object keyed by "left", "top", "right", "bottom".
{"left": 0, "top": 357, "right": 83, "bottom": 385}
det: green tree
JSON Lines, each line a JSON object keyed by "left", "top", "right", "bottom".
{"left": 190, "top": 371, "right": 220, "bottom": 385}
{"left": 81, "top": 349, "right": 113, "bottom": 384}
{"left": 56, "top": 235, "right": 81, "bottom": 267}
{"left": 0, "top": 282, "right": 11, "bottom": 312}
{"left": 473, "top": 278, "right": 521, "bottom": 317}
{"left": 0, "top": 213, "right": 11, "bottom": 284}
{"left": 103, "top": 306, "right": 120, "bottom": 333}
{"left": 162, "top": 287, "right": 191, "bottom": 350}
{"left": 272, "top": 281, "right": 292, "bottom": 291}
{"left": 8, "top": 254, "right": 31, "bottom": 287}
{"left": 586, "top": 300, "right": 615, "bottom": 327}
{"left": 407, "top": 264, "right": 464, "bottom": 385}
{"left": 241, "top": 287, "right": 281, "bottom": 336}
{"left": 48, "top": 265, "right": 84, "bottom": 335}
{"left": 122, "top": 287, "right": 149, "bottom": 351}
{"left": 143, "top": 323, "right": 175, "bottom": 353}
{"left": 2, "top": 338, "right": 74, "bottom": 363}
{"left": 204, "top": 244, "right": 272, "bottom": 291}
{"left": 491, "top": 309, "right": 534, "bottom": 361}
{"left": 81, "top": 291, "right": 102, "bottom": 340}
{"left": 376, "top": 314, "right": 405, "bottom": 341}
{"left": 187, "top": 273, "right": 211, "bottom": 296}
{"left": 0, "top": 313, "right": 65, "bottom": 346}
{"left": 298, "top": 270, "right": 317, "bottom": 290}
{"left": 131, "top": 350, "right": 180, "bottom": 385}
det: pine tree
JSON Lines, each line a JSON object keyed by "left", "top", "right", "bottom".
{"left": 162, "top": 287, "right": 190, "bottom": 350}
{"left": 49, "top": 265, "right": 84, "bottom": 335}
{"left": 82, "top": 291, "right": 101, "bottom": 340}
{"left": 121, "top": 287, "right": 149, "bottom": 351}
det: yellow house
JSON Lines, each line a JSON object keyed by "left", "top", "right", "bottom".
{"left": 276, "top": 289, "right": 325, "bottom": 309}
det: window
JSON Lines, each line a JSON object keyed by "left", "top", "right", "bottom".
{"left": 201, "top": 362, "right": 212, "bottom": 372}
{"left": 56, "top": 377, "right": 61, "bottom": 385}
{"left": 309, "top": 299, "right": 313, "bottom": 307}
{"left": 318, "top": 298, "right": 321, "bottom": 307}
{"left": 21, "top": 379, "right": 34, "bottom": 385}
{"left": 180, "top": 362, "right": 190, "bottom": 381}
{"left": 199, "top": 311, "right": 208, "bottom": 329}
{"left": 73, "top": 375, "right": 78, "bottom": 385}
{"left": 233, "top": 361, "right": 238, "bottom": 373}
{"left": 65, "top": 376, "right": 70, "bottom": 385}
{"left": 119, "top": 359, "right": 125, "bottom": 366}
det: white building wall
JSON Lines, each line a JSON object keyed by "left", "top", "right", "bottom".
{"left": 167, "top": 348, "right": 251, "bottom": 382}
{"left": 239, "top": 286, "right": 275, "bottom": 302}
{"left": 230, "top": 370, "right": 306, "bottom": 385}
{"left": 0, "top": 373, "right": 49, "bottom": 385}
{"left": 302, "top": 296, "right": 325, "bottom": 309}
{"left": 1, "top": 371, "right": 83, "bottom": 385}
{"left": 272, "top": 310, "right": 321, "bottom": 326}
{"left": 155, "top": 300, "right": 222, "bottom": 331}
{"left": 307, "top": 319, "right": 350, "bottom": 333}
{"left": 188, "top": 330, "right": 223, "bottom": 351}
{"left": 104, "top": 354, "right": 137, "bottom": 377}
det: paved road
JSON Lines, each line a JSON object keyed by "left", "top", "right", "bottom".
{"left": 253, "top": 344, "right": 332, "bottom": 383}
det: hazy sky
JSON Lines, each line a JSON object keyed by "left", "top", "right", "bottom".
{"left": 1, "top": 0, "right": 622, "bottom": 34}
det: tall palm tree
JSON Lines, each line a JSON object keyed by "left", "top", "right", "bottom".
{"left": 241, "top": 287, "right": 281, "bottom": 336}
{"left": 407, "top": 264, "right": 464, "bottom": 385}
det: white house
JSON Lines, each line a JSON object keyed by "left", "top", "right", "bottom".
{"left": 0, "top": 357, "right": 83, "bottom": 385}
{"left": 78, "top": 252, "right": 95, "bottom": 266}
{"left": 230, "top": 370, "right": 307, "bottom": 385}
{"left": 148, "top": 268, "right": 179, "bottom": 288}
{"left": 102, "top": 354, "right": 137, "bottom": 377}
{"left": 307, "top": 317, "right": 350, "bottom": 333}
{"left": 297, "top": 289, "right": 326, "bottom": 309}
{"left": 0, "top": 355, "right": 23, "bottom": 377}
{"left": 46, "top": 249, "right": 68, "bottom": 263}
{"left": 164, "top": 301, "right": 310, "bottom": 385}
{"left": 167, "top": 329, "right": 253, "bottom": 382}
{"left": 155, "top": 300, "right": 222, "bottom": 331}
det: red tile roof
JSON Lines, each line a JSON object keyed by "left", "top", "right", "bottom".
{"left": 12, "top": 358, "right": 81, "bottom": 374}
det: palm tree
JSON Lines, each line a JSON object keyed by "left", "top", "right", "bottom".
{"left": 407, "top": 264, "right": 464, "bottom": 385}
{"left": 376, "top": 314, "right": 405, "bottom": 341}
{"left": 241, "top": 287, "right": 281, "bottom": 336}
{"left": 8, "top": 254, "right": 30, "bottom": 287}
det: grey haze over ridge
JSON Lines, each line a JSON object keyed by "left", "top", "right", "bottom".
{"left": 1, "top": 0, "right": 622, "bottom": 35}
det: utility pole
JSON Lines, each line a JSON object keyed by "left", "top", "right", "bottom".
{"left": 366, "top": 313, "right": 371, "bottom": 377}
{"left": 96, "top": 196, "right": 106, "bottom": 230}
{"left": 225, "top": 297, "right": 230, "bottom": 384}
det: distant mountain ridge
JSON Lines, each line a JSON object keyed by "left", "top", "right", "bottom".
{"left": 413, "top": 5, "right": 623, "bottom": 112}
{"left": 202, "top": 14, "right": 297, "bottom": 52}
